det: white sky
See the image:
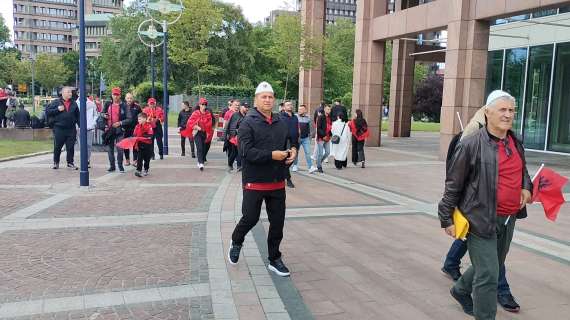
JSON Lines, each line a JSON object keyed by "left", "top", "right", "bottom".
{"left": 0, "top": 0, "right": 297, "bottom": 41}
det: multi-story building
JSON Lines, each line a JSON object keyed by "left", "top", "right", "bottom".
{"left": 264, "top": 9, "right": 299, "bottom": 26}
{"left": 297, "top": 0, "right": 358, "bottom": 24}
{"left": 13, "top": 0, "right": 123, "bottom": 58}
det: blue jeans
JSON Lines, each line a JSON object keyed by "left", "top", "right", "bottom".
{"left": 316, "top": 140, "right": 330, "bottom": 169}
{"left": 444, "top": 239, "right": 511, "bottom": 296}
{"left": 294, "top": 137, "right": 313, "bottom": 168}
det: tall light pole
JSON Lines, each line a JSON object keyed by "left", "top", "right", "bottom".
{"left": 146, "top": 0, "right": 184, "bottom": 156}
{"left": 137, "top": 20, "right": 165, "bottom": 99}
{"left": 79, "top": 0, "right": 89, "bottom": 186}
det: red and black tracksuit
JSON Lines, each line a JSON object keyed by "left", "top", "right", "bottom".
{"left": 178, "top": 109, "right": 195, "bottom": 156}
{"left": 143, "top": 106, "right": 165, "bottom": 159}
{"left": 133, "top": 122, "right": 154, "bottom": 172}
{"left": 124, "top": 103, "right": 142, "bottom": 162}
{"left": 103, "top": 101, "right": 133, "bottom": 170}
{"left": 185, "top": 109, "right": 214, "bottom": 165}
{"left": 348, "top": 119, "right": 369, "bottom": 163}
{"left": 231, "top": 108, "right": 298, "bottom": 262}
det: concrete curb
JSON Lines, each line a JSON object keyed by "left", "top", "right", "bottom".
{"left": 0, "top": 150, "right": 52, "bottom": 163}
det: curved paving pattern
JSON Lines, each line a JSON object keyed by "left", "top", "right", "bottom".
{"left": 0, "top": 133, "right": 567, "bottom": 319}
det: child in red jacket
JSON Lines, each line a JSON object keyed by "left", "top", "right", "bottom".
{"left": 133, "top": 112, "right": 154, "bottom": 177}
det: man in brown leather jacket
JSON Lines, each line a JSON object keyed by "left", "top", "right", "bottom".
{"left": 439, "top": 90, "right": 532, "bottom": 320}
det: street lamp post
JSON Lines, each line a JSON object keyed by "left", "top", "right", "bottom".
{"left": 146, "top": 0, "right": 184, "bottom": 157}
{"left": 79, "top": 0, "right": 89, "bottom": 186}
{"left": 137, "top": 20, "right": 165, "bottom": 100}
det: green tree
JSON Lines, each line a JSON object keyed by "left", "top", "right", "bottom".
{"left": 100, "top": 13, "right": 152, "bottom": 90}
{"left": 266, "top": 15, "right": 324, "bottom": 100}
{"left": 34, "top": 53, "right": 71, "bottom": 95}
{"left": 324, "top": 19, "right": 355, "bottom": 103}
{"left": 61, "top": 51, "right": 80, "bottom": 86}
{"left": 169, "top": 0, "right": 223, "bottom": 93}
{"left": 0, "top": 15, "right": 10, "bottom": 49}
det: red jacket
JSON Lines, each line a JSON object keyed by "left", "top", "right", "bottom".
{"left": 348, "top": 120, "right": 369, "bottom": 141}
{"left": 133, "top": 122, "right": 153, "bottom": 144}
{"left": 143, "top": 106, "right": 165, "bottom": 128}
{"left": 184, "top": 110, "right": 214, "bottom": 143}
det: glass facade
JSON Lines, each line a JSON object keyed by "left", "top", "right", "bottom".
{"left": 485, "top": 42, "right": 570, "bottom": 153}
{"left": 523, "top": 45, "right": 553, "bottom": 150}
{"left": 485, "top": 50, "right": 504, "bottom": 98}
{"left": 548, "top": 42, "right": 570, "bottom": 153}
{"left": 503, "top": 48, "right": 527, "bottom": 133}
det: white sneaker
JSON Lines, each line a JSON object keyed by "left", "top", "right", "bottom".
{"left": 308, "top": 166, "right": 317, "bottom": 174}
{"left": 199, "top": 163, "right": 204, "bottom": 171}
{"left": 310, "top": 154, "right": 316, "bottom": 161}
{"left": 324, "top": 158, "right": 329, "bottom": 164}
{"left": 291, "top": 165, "right": 298, "bottom": 172}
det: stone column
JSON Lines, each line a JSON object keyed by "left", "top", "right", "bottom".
{"left": 388, "top": 39, "right": 415, "bottom": 137}
{"left": 440, "top": 2, "right": 490, "bottom": 158}
{"left": 352, "top": 0, "right": 387, "bottom": 146}
{"left": 298, "top": 0, "right": 325, "bottom": 114}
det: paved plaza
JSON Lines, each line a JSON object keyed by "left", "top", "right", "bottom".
{"left": 0, "top": 132, "right": 568, "bottom": 319}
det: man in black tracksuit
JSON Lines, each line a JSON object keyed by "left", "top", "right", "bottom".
{"left": 280, "top": 101, "right": 299, "bottom": 188}
{"left": 225, "top": 103, "right": 249, "bottom": 171}
{"left": 124, "top": 93, "right": 142, "bottom": 165}
{"left": 178, "top": 101, "right": 195, "bottom": 157}
{"left": 228, "top": 82, "right": 298, "bottom": 277}
{"left": 46, "top": 87, "right": 80, "bottom": 170}
{"left": 102, "top": 87, "right": 132, "bottom": 173}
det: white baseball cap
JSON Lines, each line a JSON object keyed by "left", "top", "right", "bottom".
{"left": 255, "top": 81, "right": 274, "bottom": 95}
{"left": 485, "top": 90, "right": 515, "bottom": 108}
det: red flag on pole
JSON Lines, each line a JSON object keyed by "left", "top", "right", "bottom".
{"left": 532, "top": 167, "right": 568, "bottom": 221}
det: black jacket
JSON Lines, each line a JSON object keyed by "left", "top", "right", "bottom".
{"left": 14, "top": 108, "right": 31, "bottom": 128}
{"left": 46, "top": 98, "right": 80, "bottom": 130}
{"left": 125, "top": 103, "right": 142, "bottom": 135}
{"left": 239, "top": 108, "right": 299, "bottom": 184}
{"left": 438, "top": 128, "right": 532, "bottom": 238}
{"left": 331, "top": 105, "right": 348, "bottom": 122}
{"left": 280, "top": 111, "right": 299, "bottom": 143}
{"left": 178, "top": 109, "right": 193, "bottom": 129}
{"left": 316, "top": 114, "right": 331, "bottom": 139}
{"left": 227, "top": 111, "right": 245, "bottom": 138}
{"left": 102, "top": 101, "right": 133, "bottom": 135}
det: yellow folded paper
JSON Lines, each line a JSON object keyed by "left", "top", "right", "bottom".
{"left": 453, "top": 208, "right": 469, "bottom": 240}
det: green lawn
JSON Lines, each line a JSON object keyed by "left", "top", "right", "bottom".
{"left": 381, "top": 120, "right": 440, "bottom": 132}
{"left": 0, "top": 140, "right": 53, "bottom": 159}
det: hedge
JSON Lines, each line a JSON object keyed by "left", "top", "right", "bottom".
{"left": 191, "top": 84, "right": 255, "bottom": 98}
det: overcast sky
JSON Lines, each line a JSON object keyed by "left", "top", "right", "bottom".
{"left": 0, "top": 0, "right": 298, "bottom": 41}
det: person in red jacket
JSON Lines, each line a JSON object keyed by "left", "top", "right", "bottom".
{"left": 184, "top": 97, "right": 214, "bottom": 171}
{"left": 143, "top": 98, "right": 165, "bottom": 160}
{"left": 348, "top": 109, "right": 369, "bottom": 168}
{"left": 133, "top": 112, "right": 154, "bottom": 177}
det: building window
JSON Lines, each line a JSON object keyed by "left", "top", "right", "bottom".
{"left": 531, "top": 9, "right": 557, "bottom": 18}
{"left": 485, "top": 50, "right": 504, "bottom": 98}
{"left": 548, "top": 42, "right": 570, "bottom": 153}
{"left": 523, "top": 44, "right": 553, "bottom": 150}
{"left": 503, "top": 48, "right": 528, "bottom": 134}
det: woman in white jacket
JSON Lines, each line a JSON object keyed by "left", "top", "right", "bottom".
{"left": 77, "top": 95, "right": 99, "bottom": 167}
{"left": 330, "top": 115, "right": 351, "bottom": 170}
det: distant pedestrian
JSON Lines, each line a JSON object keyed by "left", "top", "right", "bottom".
{"left": 184, "top": 98, "right": 214, "bottom": 171}
{"left": 178, "top": 101, "right": 195, "bottom": 158}
{"left": 330, "top": 114, "right": 351, "bottom": 170}
{"left": 348, "top": 109, "right": 369, "bottom": 168}
{"left": 76, "top": 95, "right": 98, "bottom": 167}
{"left": 225, "top": 102, "right": 249, "bottom": 172}
{"left": 102, "top": 87, "right": 132, "bottom": 173}
{"left": 315, "top": 105, "right": 332, "bottom": 173}
{"left": 293, "top": 104, "right": 316, "bottom": 173}
{"left": 13, "top": 104, "right": 31, "bottom": 128}
{"left": 124, "top": 93, "right": 142, "bottom": 166}
{"left": 46, "top": 87, "right": 79, "bottom": 170}
{"left": 143, "top": 98, "right": 165, "bottom": 160}
{"left": 133, "top": 113, "right": 154, "bottom": 177}
{"left": 280, "top": 101, "right": 299, "bottom": 188}
{"left": 228, "top": 81, "right": 298, "bottom": 277}
{"left": 330, "top": 99, "right": 348, "bottom": 123}
{"left": 0, "top": 88, "right": 8, "bottom": 128}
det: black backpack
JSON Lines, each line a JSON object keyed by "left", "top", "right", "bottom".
{"left": 30, "top": 115, "right": 44, "bottom": 129}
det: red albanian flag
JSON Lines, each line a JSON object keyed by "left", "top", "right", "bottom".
{"left": 532, "top": 167, "right": 568, "bottom": 221}
{"left": 116, "top": 137, "right": 149, "bottom": 151}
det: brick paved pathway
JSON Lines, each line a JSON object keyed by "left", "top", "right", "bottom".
{"left": 0, "top": 132, "right": 568, "bottom": 319}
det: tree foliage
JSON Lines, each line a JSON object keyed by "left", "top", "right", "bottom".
{"left": 413, "top": 74, "right": 443, "bottom": 122}
{"left": 34, "top": 53, "right": 71, "bottom": 95}
{"left": 0, "top": 15, "right": 10, "bottom": 50}
{"left": 324, "top": 19, "right": 355, "bottom": 103}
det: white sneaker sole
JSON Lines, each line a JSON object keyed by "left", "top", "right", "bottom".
{"left": 228, "top": 246, "right": 238, "bottom": 265}
{"left": 268, "top": 264, "right": 290, "bottom": 277}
